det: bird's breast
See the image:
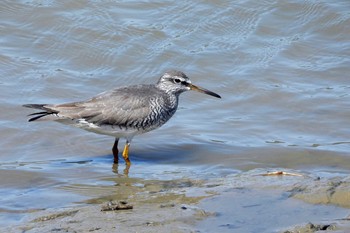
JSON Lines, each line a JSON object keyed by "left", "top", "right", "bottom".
{"left": 144, "top": 95, "right": 178, "bottom": 129}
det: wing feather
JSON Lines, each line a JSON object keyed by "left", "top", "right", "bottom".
{"left": 46, "top": 85, "right": 158, "bottom": 127}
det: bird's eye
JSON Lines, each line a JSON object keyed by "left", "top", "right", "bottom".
{"left": 173, "top": 78, "right": 181, "bottom": 84}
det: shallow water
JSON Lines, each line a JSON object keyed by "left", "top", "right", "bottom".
{"left": 1, "top": 0, "right": 349, "bottom": 231}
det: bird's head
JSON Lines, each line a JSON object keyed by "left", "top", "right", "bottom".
{"left": 156, "top": 70, "right": 221, "bottom": 98}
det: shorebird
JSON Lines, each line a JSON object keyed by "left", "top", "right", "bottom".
{"left": 23, "top": 70, "right": 221, "bottom": 165}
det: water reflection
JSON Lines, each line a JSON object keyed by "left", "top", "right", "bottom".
{"left": 112, "top": 163, "right": 130, "bottom": 176}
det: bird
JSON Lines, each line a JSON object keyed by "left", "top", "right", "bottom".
{"left": 23, "top": 70, "right": 221, "bottom": 165}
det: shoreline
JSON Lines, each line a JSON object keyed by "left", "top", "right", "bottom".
{"left": 3, "top": 168, "right": 349, "bottom": 233}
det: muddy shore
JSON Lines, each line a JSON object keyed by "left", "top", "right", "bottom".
{"left": 3, "top": 168, "right": 349, "bottom": 233}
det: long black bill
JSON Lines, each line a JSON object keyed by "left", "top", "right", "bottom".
{"left": 189, "top": 83, "right": 221, "bottom": 99}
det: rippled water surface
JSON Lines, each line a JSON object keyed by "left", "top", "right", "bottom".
{"left": 1, "top": 0, "right": 349, "bottom": 230}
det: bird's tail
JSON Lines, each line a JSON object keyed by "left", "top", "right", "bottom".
{"left": 23, "top": 104, "right": 58, "bottom": 122}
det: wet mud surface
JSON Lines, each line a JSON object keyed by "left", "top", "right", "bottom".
{"left": 2, "top": 168, "right": 349, "bottom": 233}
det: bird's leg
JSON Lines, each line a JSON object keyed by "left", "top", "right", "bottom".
{"left": 122, "top": 140, "right": 131, "bottom": 165}
{"left": 112, "top": 138, "right": 119, "bottom": 164}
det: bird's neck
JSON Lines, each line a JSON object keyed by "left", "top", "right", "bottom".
{"left": 167, "top": 92, "right": 179, "bottom": 109}
{"left": 154, "top": 85, "right": 182, "bottom": 112}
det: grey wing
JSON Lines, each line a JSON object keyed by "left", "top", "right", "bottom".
{"left": 47, "top": 88, "right": 152, "bottom": 127}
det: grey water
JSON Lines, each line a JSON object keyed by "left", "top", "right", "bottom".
{"left": 1, "top": 0, "right": 349, "bottom": 231}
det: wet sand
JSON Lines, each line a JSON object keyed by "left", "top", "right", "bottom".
{"left": 2, "top": 168, "right": 349, "bottom": 233}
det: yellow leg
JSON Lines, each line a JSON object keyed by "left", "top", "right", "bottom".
{"left": 122, "top": 142, "right": 131, "bottom": 165}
